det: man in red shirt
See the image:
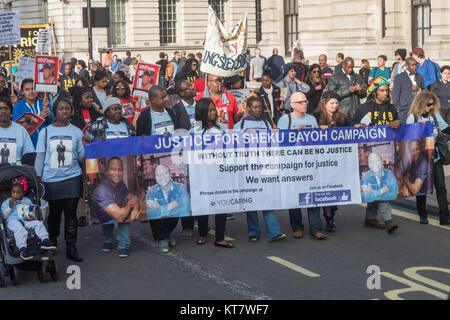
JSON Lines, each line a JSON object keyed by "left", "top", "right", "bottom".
{"left": 195, "top": 74, "right": 244, "bottom": 130}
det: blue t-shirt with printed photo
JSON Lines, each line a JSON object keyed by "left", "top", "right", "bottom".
{"left": 277, "top": 113, "right": 319, "bottom": 129}
{"left": 105, "top": 121, "right": 129, "bottom": 139}
{"left": 0, "top": 122, "right": 35, "bottom": 164}
{"left": 36, "top": 124, "right": 83, "bottom": 183}
{"left": 233, "top": 116, "right": 271, "bottom": 132}
{"left": 151, "top": 109, "right": 175, "bottom": 136}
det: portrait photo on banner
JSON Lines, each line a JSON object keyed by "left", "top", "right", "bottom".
{"left": 85, "top": 152, "right": 191, "bottom": 224}
{"left": 34, "top": 55, "right": 58, "bottom": 92}
{"left": 132, "top": 62, "right": 160, "bottom": 98}
{"left": 358, "top": 138, "right": 433, "bottom": 203}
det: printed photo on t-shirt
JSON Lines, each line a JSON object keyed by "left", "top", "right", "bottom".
{"left": 217, "top": 107, "right": 229, "bottom": 127}
{"left": 0, "top": 138, "right": 17, "bottom": 165}
{"left": 50, "top": 135, "right": 72, "bottom": 169}
{"left": 122, "top": 103, "right": 135, "bottom": 119}
{"left": 155, "top": 120, "right": 175, "bottom": 135}
{"left": 105, "top": 130, "right": 129, "bottom": 139}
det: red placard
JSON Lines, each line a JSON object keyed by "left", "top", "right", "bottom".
{"left": 34, "top": 55, "right": 59, "bottom": 93}
{"left": 132, "top": 62, "right": 160, "bottom": 98}
{"left": 15, "top": 113, "right": 45, "bottom": 135}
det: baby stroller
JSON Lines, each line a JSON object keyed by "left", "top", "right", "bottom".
{"left": 0, "top": 164, "right": 58, "bottom": 287}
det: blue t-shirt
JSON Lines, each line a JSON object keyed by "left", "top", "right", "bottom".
{"left": 93, "top": 87, "right": 107, "bottom": 110}
{"left": 12, "top": 98, "right": 54, "bottom": 147}
{"left": 105, "top": 121, "right": 129, "bottom": 139}
{"left": 233, "top": 116, "right": 271, "bottom": 131}
{"left": 406, "top": 113, "right": 449, "bottom": 163}
{"left": 151, "top": 109, "right": 175, "bottom": 136}
{"left": 1, "top": 197, "right": 34, "bottom": 224}
{"left": 182, "top": 100, "right": 196, "bottom": 128}
{"left": 277, "top": 113, "right": 318, "bottom": 129}
{"left": 0, "top": 122, "right": 35, "bottom": 165}
{"left": 36, "top": 124, "right": 83, "bottom": 183}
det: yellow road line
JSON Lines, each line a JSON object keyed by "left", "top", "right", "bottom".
{"left": 267, "top": 256, "right": 320, "bottom": 278}
{"left": 358, "top": 204, "right": 450, "bottom": 231}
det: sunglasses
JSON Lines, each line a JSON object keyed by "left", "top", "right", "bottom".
{"left": 426, "top": 103, "right": 434, "bottom": 107}
{"left": 311, "top": 70, "right": 320, "bottom": 74}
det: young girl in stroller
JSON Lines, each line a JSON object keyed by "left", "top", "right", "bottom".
{"left": 1, "top": 177, "right": 56, "bottom": 260}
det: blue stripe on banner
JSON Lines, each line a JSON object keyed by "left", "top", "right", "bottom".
{"left": 85, "top": 123, "right": 434, "bottom": 159}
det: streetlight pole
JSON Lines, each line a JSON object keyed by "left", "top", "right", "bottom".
{"left": 87, "top": 0, "right": 93, "bottom": 60}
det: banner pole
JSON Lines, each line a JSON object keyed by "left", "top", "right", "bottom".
{"left": 8, "top": 46, "right": 14, "bottom": 90}
{"left": 50, "top": 17, "right": 57, "bottom": 56}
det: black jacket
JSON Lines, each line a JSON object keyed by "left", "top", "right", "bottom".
{"left": 327, "top": 69, "right": 367, "bottom": 119}
{"left": 85, "top": 116, "right": 135, "bottom": 140}
{"left": 172, "top": 102, "right": 193, "bottom": 131}
{"left": 305, "top": 79, "right": 325, "bottom": 114}
{"left": 256, "top": 84, "right": 283, "bottom": 124}
{"left": 136, "top": 107, "right": 178, "bottom": 136}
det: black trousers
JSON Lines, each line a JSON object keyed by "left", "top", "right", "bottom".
{"left": 181, "top": 216, "right": 195, "bottom": 230}
{"left": 148, "top": 218, "right": 179, "bottom": 241}
{"left": 416, "top": 160, "right": 449, "bottom": 219}
{"left": 197, "top": 214, "right": 227, "bottom": 242}
{"left": 47, "top": 198, "right": 80, "bottom": 248}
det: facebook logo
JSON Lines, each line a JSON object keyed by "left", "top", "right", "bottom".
{"left": 299, "top": 193, "right": 313, "bottom": 205}
{"left": 299, "top": 190, "right": 352, "bottom": 206}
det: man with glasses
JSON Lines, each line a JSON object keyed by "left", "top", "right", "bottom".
{"left": 195, "top": 74, "right": 244, "bottom": 130}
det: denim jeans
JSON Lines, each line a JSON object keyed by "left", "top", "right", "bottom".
{"left": 289, "top": 207, "right": 323, "bottom": 234}
{"left": 246, "top": 210, "right": 281, "bottom": 240}
{"left": 365, "top": 201, "right": 392, "bottom": 222}
{"left": 102, "top": 222, "right": 131, "bottom": 250}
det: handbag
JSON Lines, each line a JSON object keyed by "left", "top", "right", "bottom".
{"left": 432, "top": 115, "right": 450, "bottom": 165}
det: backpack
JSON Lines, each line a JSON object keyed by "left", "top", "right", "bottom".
{"left": 166, "top": 63, "right": 174, "bottom": 78}
{"left": 428, "top": 59, "right": 441, "bottom": 81}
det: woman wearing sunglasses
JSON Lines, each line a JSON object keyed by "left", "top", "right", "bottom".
{"left": 305, "top": 63, "right": 327, "bottom": 115}
{"left": 174, "top": 58, "right": 200, "bottom": 84}
{"left": 112, "top": 80, "right": 140, "bottom": 127}
{"left": 406, "top": 91, "right": 450, "bottom": 225}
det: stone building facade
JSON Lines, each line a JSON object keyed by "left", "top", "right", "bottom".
{"left": 1, "top": 0, "right": 449, "bottom": 67}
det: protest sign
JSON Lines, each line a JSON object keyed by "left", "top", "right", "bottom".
{"left": 14, "top": 57, "right": 35, "bottom": 84}
{"left": 132, "top": 62, "right": 160, "bottom": 98}
{"left": 0, "top": 12, "right": 21, "bottom": 47}
{"left": 0, "top": 24, "right": 50, "bottom": 76}
{"left": 15, "top": 113, "right": 44, "bottom": 135}
{"left": 34, "top": 55, "right": 58, "bottom": 92}
{"left": 85, "top": 124, "right": 434, "bottom": 221}
{"left": 200, "top": 5, "right": 247, "bottom": 77}
{"left": 36, "top": 29, "right": 51, "bottom": 53}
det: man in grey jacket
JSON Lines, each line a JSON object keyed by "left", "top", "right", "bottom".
{"left": 327, "top": 57, "right": 367, "bottom": 119}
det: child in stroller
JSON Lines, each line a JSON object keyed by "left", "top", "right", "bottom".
{"left": 1, "top": 177, "right": 56, "bottom": 260}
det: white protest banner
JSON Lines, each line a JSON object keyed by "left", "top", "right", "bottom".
{"left": 92, "top": 40, "right": 99, "bottom": 59}
{"left": 200, "top": 5, "right": 247, "bottom": 77}
{"left": 0, "top": 12, "right": 21, "bottom": 47}
{"left": 15, "top": 57, "right": 35, "bottom": 84}
{"left": 85, "top": 124, "right": 435, "bottom": 220}
{"left": 36, "top": 29, "right": 51, "bottom": 53}
{"left": 34, "top": 55, "right": 58, "bottom": 92}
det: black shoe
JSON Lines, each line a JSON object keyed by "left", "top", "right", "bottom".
{"left": 419, "top": 216, "right": 429, "bottom": 224}
{"left": 440, "top": 217, "right": 450, "bottom": 226}
{"left": 77, "top": 216, "right": 87, "bottom": 227}
{"left": 325, "top": 222, "right": 336, "bottom": 232}
{"left": 41, "top": 239, "right": 57, "bottom": 250}
{"left": 19, "top": 247, "right": 34, "bottom": 261}
{"left": 66, "top": 247, "right": 83, "bottom": 262}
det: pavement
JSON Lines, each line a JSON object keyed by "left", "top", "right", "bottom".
{"left": 0, "top": 203, "right": 448, "bottom": 301}
{"left": 393, "top": 165, "right": 450, "bottom": 216}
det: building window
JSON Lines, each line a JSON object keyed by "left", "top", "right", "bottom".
{"left": 209, "top": 0, "right": 224, "bottom": 21}
{"left": 284, "top": 0, "right": 299, "bottom": 55}
{"left": 256, "top": 0, "right": 262, "bottom": 43}
{"left": 159, "top": 0, "right": 177, "bottom": 45}
{"left": 107, "top": 0, "right": 126, "bottom": 46}
{"left": 412, "top": 0, "right": 431, "bottom": 48}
